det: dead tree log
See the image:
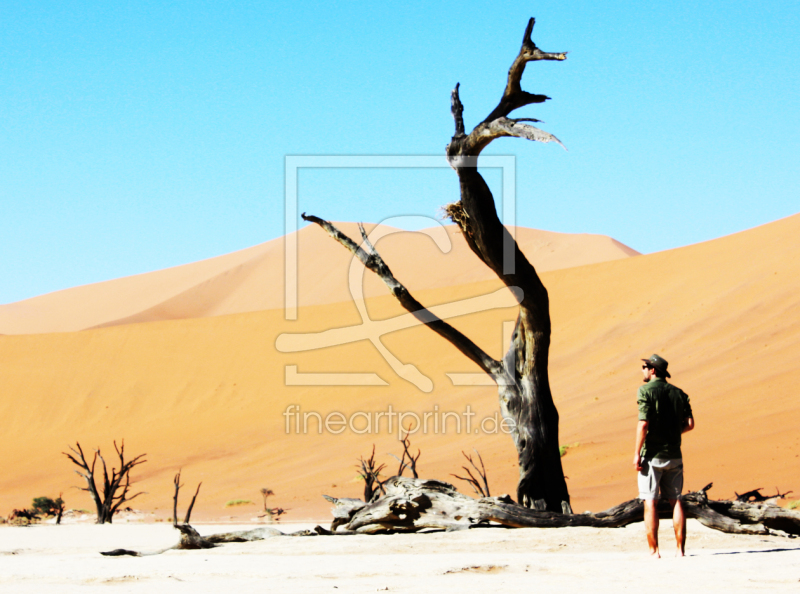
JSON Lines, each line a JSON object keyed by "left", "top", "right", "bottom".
{"left": 324, "top": 477, "right": 800, "bottom": 536}
{"left": 63, "top": 440, "right": 146, "bottom": 524}
{"left": 302, "top": 18, "right": 571, "bottom": 513}
{"left": 99, "top": 524, "right": 325, "bottom": 556}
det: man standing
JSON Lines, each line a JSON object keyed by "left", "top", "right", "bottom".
{"left": 634, "top": 354, "right": 694, "bottom": 557}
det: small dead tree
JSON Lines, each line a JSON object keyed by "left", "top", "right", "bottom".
{"left": 173, "top": 470, "right": 202, "bottom": 526}
{"left": 260, "top": 488, "right": 275, "bottom": 512}
{"left": 303, "top": 17, "right": 571, "bottom": 513}
{"left": 452, "top": 450, "right": 491, "bottom": 497}
{"left": 357, "top": 445, "right": 386, "bottom": 502}
{"left": 63, "top": 440, "right": 146, "bottom": 524}
{"left": 259, "top": 488, "right": 287, "bottom": 521}
{"left": 391, "top": 431, "right": 421, "bottom": 479}
{"left": 54, "top": 492, "right": 65, "bottom": 524}
{"left": 8, "top": 508, "right": 39, "bottom": 524}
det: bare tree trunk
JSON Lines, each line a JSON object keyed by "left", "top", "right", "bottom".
{"left": 303, "top": 18, "right": 571, "bottom": 512}
{"left": 444, "top": 18, "right": 570, "bottom": 513}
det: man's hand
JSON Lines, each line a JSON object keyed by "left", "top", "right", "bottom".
{"left": 634, "top": 420, "right": 648, "bottom": 472}
{"left": 633, "top": 453, "right": 642, "bottom": 471}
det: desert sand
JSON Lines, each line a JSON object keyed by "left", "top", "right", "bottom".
{"left": 0, "top": 214, "right": 798, "bottom": 524}
{"left": 1, "top": 520, "right": 798, "bottom": 593}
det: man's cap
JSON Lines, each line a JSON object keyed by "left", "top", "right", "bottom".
{"left": 642, "top": 353, "right": 671, "bottom": 378}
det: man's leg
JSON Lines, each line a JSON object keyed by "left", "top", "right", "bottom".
{"left": 643, "top": 499, "right": 660, "bottom": 557}
{"left": 670, "top": 498, "right": 686, "bottom": 556}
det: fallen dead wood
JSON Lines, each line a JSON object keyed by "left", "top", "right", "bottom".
{"left": 97, "top": 478, "right": 798, "bottom": 556}
{"left": 323, "top": 477, "right": 800, "bottom": 537}
{"left": 99, "top": 523, "right": 327, "bottom": 556}
{"left": 735, "top": 487, "right": 793, "bottom": 502}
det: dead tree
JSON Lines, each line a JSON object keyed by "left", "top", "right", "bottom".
{"left": 258, "top": 488, "right": 287, "bottom": 521}
{"left": 391, "top": 431, "right": 421, "bottom": 479}
{"left": 63, "top": 440, "right": 146, "bottom": 524}
{"left": 452, "top": 450, "right": 491, "bottom": 497}
{"left": 55, "top": 492, "right": 65, "bottom": 524}
{"left": 302, "top": 17, "right": 570, "bottom": 512}
{"left": 357, "top": 445, "right": 386, "bottom": 502}
{"left": 260, "top": 488, "right": 275, "bottom": 512}
{"left": 8, "top": 508, "right": 39, "bottom": 524}
{"left": 173, "top": 470, "right": 202, "bottom": 526}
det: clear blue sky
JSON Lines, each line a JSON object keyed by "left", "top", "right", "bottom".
{"left": 2, "top": 1, "right": 798, "bottom": 305}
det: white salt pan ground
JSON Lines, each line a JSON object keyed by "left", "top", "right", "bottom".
{"left": 1, "top": 520, "right": 798, "bottom": 593}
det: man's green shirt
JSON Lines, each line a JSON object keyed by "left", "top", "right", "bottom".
{"left": 637, "top": 378, "right": 692, "bottom": 459}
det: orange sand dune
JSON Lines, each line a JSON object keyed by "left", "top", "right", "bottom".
{"left": 0, "top": 224, "right": 637, "bottom": 335}
{"left": 0, "top": 214, "right": 798, "bottom": 522}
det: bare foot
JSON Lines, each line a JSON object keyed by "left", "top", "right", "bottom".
{"left": 675, "top": 549, "right": 685, "bottom": 558}
{"left": 650, "top": 549, "right": 661, "bottom": 559}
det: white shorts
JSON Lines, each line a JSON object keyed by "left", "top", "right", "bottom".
{"left": 638, "top": 457, "right": 683, "bottom": 500}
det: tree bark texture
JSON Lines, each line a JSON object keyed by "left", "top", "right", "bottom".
{"left": 302, "top": 18, "right": 571, "bottom": 513}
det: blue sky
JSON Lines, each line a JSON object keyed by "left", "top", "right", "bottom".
{"left": 2, "top": 1, "right": 798, "bottom": 304}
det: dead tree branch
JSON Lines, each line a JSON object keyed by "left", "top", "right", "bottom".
{"left": 735, "top": 487, "right": 793, "bottom": 502}
{"left": 300, "top": 215, "right": 504, "bottom": 378}
{"left": 392, "top": 431, "right": 420, "bottom": 479}
{"left": 357, "top": 445, "right": 387, "bottom": 503}
{"left": 172, "top": 471, "right": 182, "bottom": 526}
{"left": 451, "top": 449, "right": 491, "bottom": 497}
{"left": 172, "top": 470, "right": 202, "bottom": 526}
{"left": 184, "top": 482, "right": 201, "bottom": 524}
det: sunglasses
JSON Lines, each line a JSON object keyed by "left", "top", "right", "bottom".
{"left": 641, "top": 364, "right": 652, "bottom": 370}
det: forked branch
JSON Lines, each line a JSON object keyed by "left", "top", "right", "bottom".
{"left": 173, "top": 470, "right": 202, "bottom": 526}
{"left": 392, "top": 431, "right": 421, "bottom": 479}
{"left": 448, "top": 17, "right": 567, "bottom": 158}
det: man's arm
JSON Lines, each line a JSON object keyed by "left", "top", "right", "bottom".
{"left": 633, "top": 420, "right": 648, "bottom": 471}
{"left": 682, "top": 417, "right": 695, "bottom": 434}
